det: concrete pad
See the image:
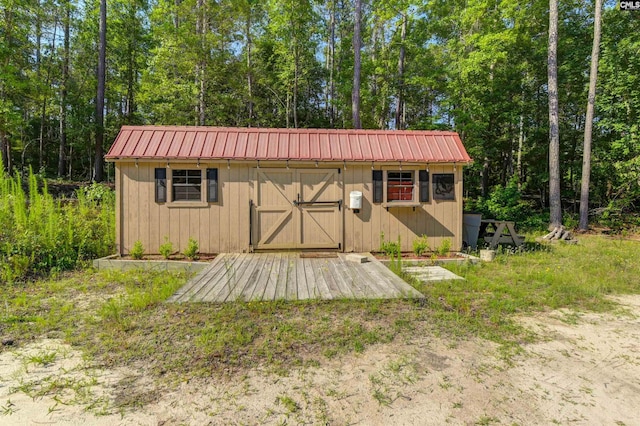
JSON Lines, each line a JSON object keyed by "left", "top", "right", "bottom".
{"left": 403, "top": 266, "right": 463, "bottom": 282}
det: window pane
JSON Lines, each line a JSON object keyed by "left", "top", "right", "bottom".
{"left": 172, "top": 169, "right": 202, "bottom": 201}
{"left": 387, "top": 170, "right": 414, "bottom": 202}
{"left": 432, "top": 174, "right": 455, "bottom": 200}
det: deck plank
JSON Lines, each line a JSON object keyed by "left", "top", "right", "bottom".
{"left": 296, "top": 257, "right": 310, "bottom": 300}
{"left": 262, "top": 253, "right": 282, "bottom": 300}
{"left": 311, "top": 258, "right": 334, "bottom": 299}
{"left": 286, "top": 255, "right": 300, "bottom": 300}
{"left": 274, "top": 253, "right": 292, "bottom": 301}
{"left": 302, "top": 258, "right": 321, "bottom": 299}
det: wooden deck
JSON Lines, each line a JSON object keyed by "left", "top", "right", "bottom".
{"left": 168, "top": 253, "right": 424, "bottom": 303}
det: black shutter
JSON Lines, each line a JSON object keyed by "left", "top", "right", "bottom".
{"left": 372, "top": 170, "right": 383, "bottom": 203}
{"left": 419, "top": 170, "right": 429, "bottom": 202}
{"left": 155, "top": 168, "right": 166, "bottom": 203}
{"left": 207, "top": 168, "right": 218, "bottom": 202}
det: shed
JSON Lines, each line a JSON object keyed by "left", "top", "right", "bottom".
{"left": 105, "top": 126, "right": 472, "bottom": 255}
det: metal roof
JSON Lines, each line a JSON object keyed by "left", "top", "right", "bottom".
{"left": 105, "top": 126, "right": 472, "bottom": 163}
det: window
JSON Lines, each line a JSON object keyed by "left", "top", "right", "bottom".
{"left": 172, "top": 169, "right": 202, "bottom": 201}
{"left": 432, "top": 173, "right": 455, "bottom": 200}
{"left": 387, "top": 171, "right": 414, "bottom": 202}
{"left": 155, "top": 168, "right": 167, "bottom": 203}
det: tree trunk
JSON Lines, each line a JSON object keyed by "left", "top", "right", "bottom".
{"left": 125, "top": 1, "right": 135, "bottom": 122}
{"left": 579, "top": 0, "right": 602, "bottom": 231}
{"left": 516, "top": 113, "right": 524, "bottom": 188}
{"left": 246, "top": 10, "right": 253, "bottom": 126}
{"left": 94, "top": 0, "right": 106, "bottom": 182}
{"left": 395, "top": 13, "right": 407, "bottom": 130}
{"left": 36, "top": 5, "right": 43, "bottom": 170}
{"left": 58, "top": 1, "right": 70, "bottom": 177}
{"left": 327, "top": 1, "right": 336, "bottom": 126}
{"left": 548, "top": 0, "right": 561, "bottom": 227}
{"left": 352, "top": 0, "right": 362, "bottom": 129}
{"left": 294, "top": 43, "right": 299, "bottom": 128}
{"left": 195, "top": 0, "right": 205, "bottom": 126}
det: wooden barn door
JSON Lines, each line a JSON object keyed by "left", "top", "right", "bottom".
{"left": 253, "top": 169, "right": 297, "bottom": 250}
{"left": 252, "top": 168, "right": 342, "bottom": 250}
{"left": 297, "top": 170, "right": 341, "bottom": 249}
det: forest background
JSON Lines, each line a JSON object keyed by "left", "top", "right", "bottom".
{"left": 1, "top": 0, "right": 639, "bottom": 230}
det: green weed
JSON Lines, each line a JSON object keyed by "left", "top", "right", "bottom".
{"left": 27, "top": 351, "right": 58, "bottom": 367}
{"left": 130, "top": 241, "right": 145, "bottom": 260}
{"left": 159, "top": 237, "right": 174, "bottom": 259}
{"left": 436, "top": 238, "right": 451, "bottom": 256}
{"left": 412, "top": 235, "right": 429, "bottom": 256}
{"left": 0, "top": 169, "right": 114, "bottom": 282}
{"left": 276, "top": 395, "right": 299, "bottom": 413}
{"left": 183, "top": 237, "right": 199, "bottom": 260}
{"left": 379, "top": 232, "right": 401, "bottom": 257}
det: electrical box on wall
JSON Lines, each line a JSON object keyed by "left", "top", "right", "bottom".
{"left": 350, "top": 191, "right": 363, "bottom": 213}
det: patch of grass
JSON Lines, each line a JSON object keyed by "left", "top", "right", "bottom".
{"left": 0, "top": 400, "right": 16, "bottom": 416}
{"left": 27, "top": 350, "right": 58, "bottom": 367}
{"left": 406, "top": 235, "right": 640, "bottom": 351}
{"left": 275, "top": 395, "right": 299, "bottom": 413}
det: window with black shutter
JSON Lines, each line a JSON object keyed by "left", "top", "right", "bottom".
{"left": 372, "top": 170, "right": 383, "bottom": 203}
{"left": 387, "top": 171, "right": 414, "bottom": 201}
{"left": 155, "top": 168, "right": 167, "bottom": 203}
{"left": 419, "top": 170, "right": 429, "bottom": 202}
{"left": 207, "top": 168, "right": 218, "bottom": 203}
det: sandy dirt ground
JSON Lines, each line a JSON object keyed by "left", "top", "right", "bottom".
{"left": 1, "top": 295, "right": 639, "bottom": 425}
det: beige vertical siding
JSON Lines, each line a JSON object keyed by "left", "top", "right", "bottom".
{"left": 343, "top": 164, "right": 463, "bottom": 253}
{"left": 118, "top": 161, "right": 250, "bottom": 255}
{"left": 116, "top": 161, "right": 463, "bottom": 255}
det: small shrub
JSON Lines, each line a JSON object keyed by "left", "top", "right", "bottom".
{"left": 130, "top": 240, "right": 145, "bottom": 260}
{"left": 437, "top": 238, "right": 451, "bottom": 256}
{"left": 183, "top": 237, "right": 199, "bottom": 260}
{"left": 379, "top": 232, "right": 401, "bottom": 257}
{"left": 159, "top": 237, "right": 173, "bottom": 259}
{"left": 412, "top": 235, "right": 429, "bottom": 256}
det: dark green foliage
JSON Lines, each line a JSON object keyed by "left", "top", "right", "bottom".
{"left": 2, "top": 0, "right": 640, "bottom": 227}
{"left": 466, "top": 177, "right": 546, "bottom": 230}
{"left": 0, "top": 169, "right": 115, "bottom": 282}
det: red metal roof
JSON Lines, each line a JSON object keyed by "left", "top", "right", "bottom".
{"left": 105, "top": 126, "right": 472, "bottom": 163}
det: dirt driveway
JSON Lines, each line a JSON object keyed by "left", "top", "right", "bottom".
{"left": 1, "top": 295, "right": 638, "bottom": 425}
